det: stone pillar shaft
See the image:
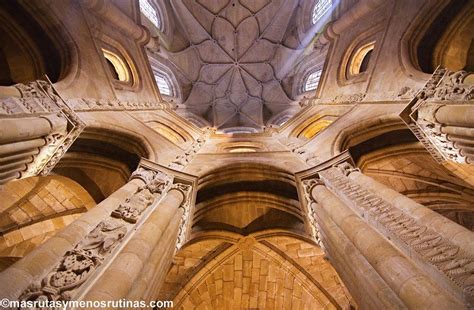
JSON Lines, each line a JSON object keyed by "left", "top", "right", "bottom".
{"left": 311, "top": 183, "right": 463, "bottom": 309}
{"left": 312, "top": 197, "right": 405, "bottom": 309}
{"left": 127, "top": 207, "right": 183, "bottom": 301}
{"left": 0, "top": 178, "right": 143, "bottom": 299}
{"left": 435, "top": 105, "right": 474, "bottom": 127}
{"left": 83, "top": 188, "right": 185, "bottom": 301}
{"left": 0, "top": 114, "right": 68, "bottom": 184}
{"left": 0, "top": 115, "right": 63, "bottom": 144}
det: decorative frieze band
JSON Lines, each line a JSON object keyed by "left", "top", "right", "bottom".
{"left": 0, "top": 81, "right": 175, "bottom": 115}
{"left": 65, "top": 98, "right": 175, "bottom": 112}
{"left": 318, "top": 162, "right": 474, "bottom": 304}
{"left": 19, "top": 165, "right": 173, "bottom": 303}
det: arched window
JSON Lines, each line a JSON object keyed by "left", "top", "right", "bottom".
{"left": 139, "top": 0, "right": 161, "bottom": 29}
{"left": 102, "top": 48, "right": 130, "bottom": 82}
{"left": 312, "top": 0, "right": 332, "bottom": 25}
{"left": 349, "top": 42, "right": 375, "bottom": 75}
{"left": 304, "top": 70, "right": 322, "bottom": 92}
{"left": 154, "top": 72, "right": 172, "bottom": 96}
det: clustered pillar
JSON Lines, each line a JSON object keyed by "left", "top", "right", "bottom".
{"left": 83, "top": 186, "right": 190, "bottom": 302}
{"left": 0, "top": 80, "right": 85, "bottom": 184}
{"left": 298, "top": 156, "right": 474, "bottom": 309}
{"left": 0, "top": 161, "right": 195, "bottom": 304}
{"left": 0, "top": 114, "right": 67, "bottom": 184}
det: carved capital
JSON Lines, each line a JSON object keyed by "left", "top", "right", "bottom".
{"left": 171, "top": 183, "right": 193, "bottom": 208}
{"left": 335, "top": 162, "right": 360, "bottom": 176}
{"left": 130, "top": 167, "right": 173, "bottom": 186}
{"left": 115, "top": 168, "right": 172, "bottom": 223}
{"left": 130, "top": 167, "right": 156, "bottom": 183}
{"left": 302, "top": 178, "right": 325, "bottom": 196}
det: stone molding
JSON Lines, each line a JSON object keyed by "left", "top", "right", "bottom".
{"left": 18, "top": 163, "right": 173, "bottom": 302}
{"left": 65, "top": 97, "right": 175, "bottom": 112}
{"left": 301, "top": 178, "right": 325, "bottom": 248}
{"left": 400, "top": 68, "right": 474, "bottom": 163}
{"left": 172, "top": 183, "right": 193, "bottom": 251}
{"left": 331, "top": 92, "right": 366, "bottom": 104}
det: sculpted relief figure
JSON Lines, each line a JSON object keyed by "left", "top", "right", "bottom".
{"left": 112, "top": 171, "right": 171, "bottom": 223}
{"left": 19, "top": 220, "right": 127, "bottom": 302}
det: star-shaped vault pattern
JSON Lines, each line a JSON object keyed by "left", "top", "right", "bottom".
{"left": 169, "top": 0, "right": 304, "bottom": 131}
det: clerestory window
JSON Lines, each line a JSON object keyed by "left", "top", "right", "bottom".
{"left": 304, "top": 70, "right": 322, "bottom": 92}
{"left": 312, "top": 0, "right": 332, "bottom": 24}
{"left": 154, "top": 72, "right": 172, "bottom": 96}
{"left": 139, "top": 0, "right": 161, "bottom": 29}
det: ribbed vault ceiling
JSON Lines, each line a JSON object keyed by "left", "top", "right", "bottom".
{"left": 169, "top": 0, "right": 304, "bottom": 131}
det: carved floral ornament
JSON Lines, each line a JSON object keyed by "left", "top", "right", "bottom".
{"left": 313, "top": 161, "right": 474, "bottom": 304}
{"left": 19, "top": 166, "right": 174, "bottom": 303}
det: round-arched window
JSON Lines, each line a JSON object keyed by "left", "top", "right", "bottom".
{"left": 349, "top": 42, "right": 375, "bottom": 75}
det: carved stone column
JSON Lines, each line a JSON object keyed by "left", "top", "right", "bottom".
{"left": 82, "top": 183, "right": 193, "bottom": 302}
{"left": 400, "top": 68, "right": 474, "bottom": 185}
{"left": 0, "top": 160, "right": 177, "bottom": 302}
{"left": 296, "top": 152, "right": 473, "bottom": 309}
{"left": 0, "top": 79, "right": 85, "bottom": 184}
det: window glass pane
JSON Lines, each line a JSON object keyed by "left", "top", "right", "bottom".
{"left": 140, "top": 0, "right": 161, "bottom": 29}
{"left": 312, "top": 0, "right": 332, "bottom": 24}
{"left": 155, "top": 74, "right": 172, "bottom": 96}
{"left": 304, "top": 70, "right": 322, "bottom": 92}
